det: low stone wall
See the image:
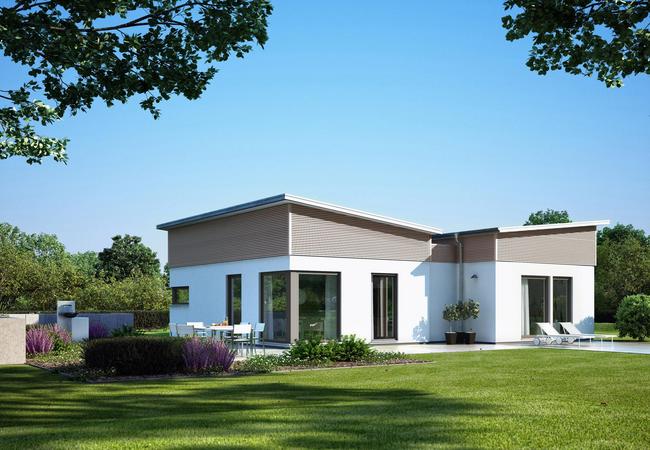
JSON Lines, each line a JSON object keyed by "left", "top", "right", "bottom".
{"left": 0, "top": 316, "right": 26, "bottom": 365}
{"left": 5, "top": 312, "right": 133, "bottom": 333}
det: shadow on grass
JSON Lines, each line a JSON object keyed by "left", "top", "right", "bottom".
{"left": 0, "top": 365, "right": 494, "bottom": 448}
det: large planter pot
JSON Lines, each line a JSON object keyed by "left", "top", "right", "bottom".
{"left": 465, "top": 331, "right": 476, "bottom": 345}
{"left": 445, "top": 332, "right": 457, "bottom": 345}
{"left": 456, "top": 331, "right": 466, "bottom": 344}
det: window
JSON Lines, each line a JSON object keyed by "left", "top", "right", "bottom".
{"left": 227, "top": 275, "right": 242, "bottom": 324}
{"left": 298, "top": 273, "right": 339, "bottom": 341}
{"left": 172, "top": 286, "right": 189, "bottom": 305}
{"left": 373, "top": 274, "right": 397, "bottom": 339}
{"left": 521, "top": 277, "right": 547, "bottom": 336}
{"left": 260, "top": 272, "right": 289, "bottom": 342}
{"left": 553, "top": 277, "right": 572, "bottom": 324}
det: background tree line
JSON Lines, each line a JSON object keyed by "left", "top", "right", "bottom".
{"left": 526, "top": 210, "right": 650, "bottom": 322}
{"left": 0, "top": 223, "right": 169, "bottom": 311}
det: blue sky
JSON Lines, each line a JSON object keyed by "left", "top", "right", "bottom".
{"left": 1, "top": 0, "right": 648, "bottom": 264}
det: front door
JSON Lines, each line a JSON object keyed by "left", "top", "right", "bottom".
{"left": 372, "top": 274, "right": 397, "bottom": 339}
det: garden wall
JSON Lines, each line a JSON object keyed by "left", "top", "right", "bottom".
{"left": 0, "top": 316, "right": 26, "bottom": 365}
{"left": 4, "top": 312, "right": 134, "bottom": 333}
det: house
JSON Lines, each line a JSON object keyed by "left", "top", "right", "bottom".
{"left": 157, "top": 194, "right": 608, "bottom": 344}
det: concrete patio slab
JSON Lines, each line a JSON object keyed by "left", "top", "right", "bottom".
{"left": 371, "top": 342, "right": 533, "bottom": 354}
{"left": 541, "top": 340, "right": 650, "bottom": 355}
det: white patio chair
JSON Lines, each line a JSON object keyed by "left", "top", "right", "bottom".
{"left": 535, "top": 322, "right": 580, "bottom": 346}
{"left": 176, "top": 324, "right": 195, "bottom": 337}
{"left": 186, "top": 321, "right": 206, "bottom": 337}
{"left": 230, "top": 323, "right": 252, "bottom": 356}
{"left": 250, "top": 323, "right": 266, "bottom": 355}
{"left": 560, "top": 322, "right": 614, "bottom": 346}
{"left": 169, "top": 323, "right": 178, "bottom": 337}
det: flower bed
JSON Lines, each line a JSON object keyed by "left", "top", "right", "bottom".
{"left": 28, "top": 334, "right": 421, "bottom": 381}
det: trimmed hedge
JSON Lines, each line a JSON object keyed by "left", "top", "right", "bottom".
{"left": 85, "top": 337, "right": 183, "bottom": 375}
{"left": 132, "top": 310, "right": 168, "bottom": 329}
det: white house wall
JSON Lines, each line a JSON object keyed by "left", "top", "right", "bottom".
{"left": 169, "top": 256, "right": 290, "bottom": 326}
{"left": 428, "top": 263, "right": 458, "bottom": 341}
{"left": 462, "top": 262, "right": 497, "bottom": 343}
{"left": 290, "top": 256, "right": 431, "bottom": 343}
{"left": 495, "top": 262, "right": 595, "bottom": 342}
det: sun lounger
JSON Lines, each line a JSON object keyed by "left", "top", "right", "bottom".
{"left": 559, "top": 322, "right": 614, "bottom": 345}
{"left": 534, "top": 322, "right": 581, "bottom": 346}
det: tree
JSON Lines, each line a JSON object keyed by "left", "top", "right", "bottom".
{"left": 0, "top": 0, "right": 272, "bottom": 164}
{"left": 596, "top": 224, "right": 650, "bottom": 321}
{"left": 97, "top": 235, "right": 160, "bottom": 281}
{"left": 524, "top": 209, "right": 571, "bottom": 225}
{"left": 502, "top": 1, "right": 650, "bottom": 87}
{"left": 70, "top": 251, "right": 99, "bottom": 278}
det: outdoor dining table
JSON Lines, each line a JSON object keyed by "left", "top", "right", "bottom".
{"left": 193, "top": 325, "right": 234, "bottom": 340}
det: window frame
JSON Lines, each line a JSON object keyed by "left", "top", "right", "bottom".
{"left": 226, "top": 274, "right": 242, "bottom": 325}
{"left": 371, "top": 273, "right": 398, "bottom": 340}
{"left": 171, "top": 286, "right": 190, "bottom": 305}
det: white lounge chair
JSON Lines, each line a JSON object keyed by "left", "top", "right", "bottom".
{"left": 560, "top": 322, "right": 614, "bottom": 345}
{"left": 169, "top": 323, "right": 178, "bottom": 337}
{"left": 534, "top": 322, "right": 580, "bottom": 346}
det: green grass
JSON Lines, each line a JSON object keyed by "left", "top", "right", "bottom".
{"left": 140, "top": 327, "right": 169, "bottom": 337}
{"left": 594, "top": 322, "right": 640, "bottom": 341}
{"left": 2, "top": 350, "right": 649, "bottom": 449}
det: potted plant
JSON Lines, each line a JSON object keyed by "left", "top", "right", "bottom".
{"left": 442, "top": 304, "right": 459, "bottom": 345}
{"left": 461, "top": 299, "right": 480, "bottom": 344}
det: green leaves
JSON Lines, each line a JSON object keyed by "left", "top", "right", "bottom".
{"left": 524, "top": 209, "right": 571, "bottom": 225}
{"left": 0, "top": 0, "right": 273, "bottom": 163}
{"left": 502, "top": 0, "right": 650, "bottom": 87}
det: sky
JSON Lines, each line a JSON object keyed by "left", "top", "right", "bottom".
{"left": 1, "top": 0, "right": 649, "bottom": 264}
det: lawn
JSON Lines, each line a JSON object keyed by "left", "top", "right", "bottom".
{"left": 1, "top": 349, "right": 649, "bottom": 449}
{"left": 594, "top": 322, "right": 639, "bottom": 341}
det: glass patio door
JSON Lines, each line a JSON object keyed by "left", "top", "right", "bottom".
{"left": 521, "top": 277, "right": 548, "bottom": 336}
{"left": 373, "top": 274, "right": 397, "bottom": 339}
{"left": 298, "top": 273, "right": 339, "bottom": 341}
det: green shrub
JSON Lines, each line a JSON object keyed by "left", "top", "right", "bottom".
{"left": 236, "top": 355, "right": 291, "bottom": 373}
{"left": 286, "top": 336, "right": 375, "bottom": 363}
{"left": 331, "top": 335, "right": 373, "bottom": 361}
{"left": 615, "top": 294, "right": 650, "bottom": 341}
{"left": 111, "top": 325, "right": 142, "bottom": 337}
{"left": 133, "top": 310, "right": 169, "bottom": 329}
{"left": 286, "top": 338, "right": 335, "bottom": 362}
{"left": 85, "top": 336, "right": 184, "bottom": 375}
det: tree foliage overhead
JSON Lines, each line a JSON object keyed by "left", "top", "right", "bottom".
{"left": 0, "top": 0, "right": 273, "bottom": 164}
{"left": 524, "top": 208, "right": 571, "bottom": 225}
{"left": 503, "top": 0, "right": 650, "bottom": 87}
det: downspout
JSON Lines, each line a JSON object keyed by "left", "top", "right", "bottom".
{"left": 454, "top": 233, "right": 464, "bottom": 303}
{"left": 454, "top": 233, "right": 464, "bottom": 331}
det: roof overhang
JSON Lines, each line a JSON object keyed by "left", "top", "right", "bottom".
{"left": 157, "top": 194, "right": 442, "bottom": 235}
{"left": 432, "top": 220, "right": 610, "bottom": 240}
{"left": 497, "top": 220, "right": 610, "bottom": 234}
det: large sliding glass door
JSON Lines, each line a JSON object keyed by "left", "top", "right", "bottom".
{"left": 521, "top": 277, "right": 548, "bottom": 336}
{"left": 298, "top": 273, "right": 339, "bottom": 341}
{"left": 261, "top": 272, "right": 289, "bottom": 342}
{"left": 373, "top": 274, "right": 397, "bottom": 339}
{"left": 553, "top": 277, "right": 572, "bottom": 324}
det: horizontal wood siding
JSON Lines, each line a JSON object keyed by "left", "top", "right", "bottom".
{"left": 497, "top": 227, "right": 596, "bottom": 266}
{"left": 430, "top": 234, "right": 496, "bottom": 263}
{"left": 430, "top": 238, "right": 457, "bottom": 263}
{"left": 168, "top": 205, "right": 289, "bottom": 268}
{"left": 291, "top": 205, "right": 431, "bottom": 261}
